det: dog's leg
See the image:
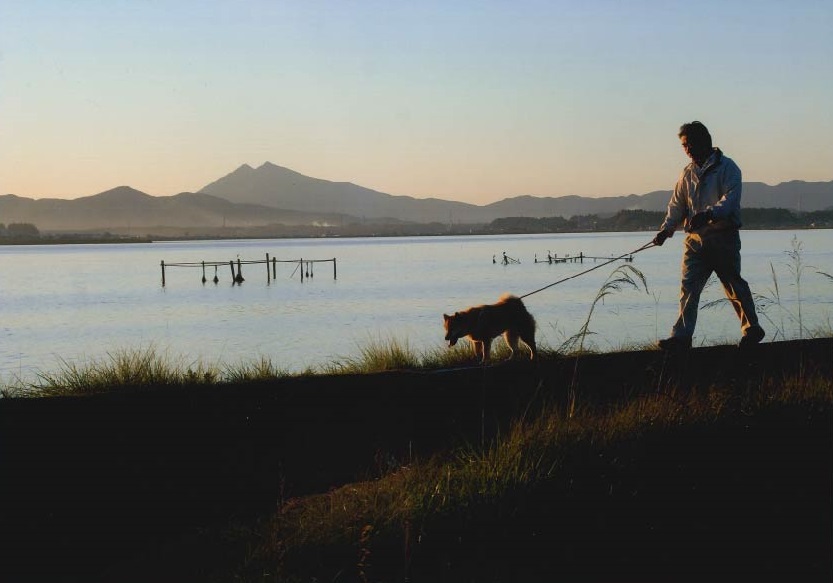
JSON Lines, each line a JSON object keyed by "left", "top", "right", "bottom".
{"left": 523, "top": 335, "right": 537, "bottom": 360}
{"left": 482, "top": 340, "right": 492, "bottom": 363}
{"left": 472, "top": 340, "right": 484, "bottom": 361}
{"left": 504, "top": 331, "right": 520, "bottom": 360}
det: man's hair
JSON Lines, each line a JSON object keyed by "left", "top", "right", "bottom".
{"left": 678, "top": 121, "right": 712, "bottom": 150}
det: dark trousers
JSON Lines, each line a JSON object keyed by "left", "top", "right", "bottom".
{"left": 671, "top": 229, "right": 759, "bottom": 338}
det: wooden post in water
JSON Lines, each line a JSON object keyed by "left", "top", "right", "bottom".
{"left": 333, "top": 258, "right": 337, "bottom": 280}
{"left": 236, "top": 258, "right": 244, "bottom": 283}
{"left": 272, "top": 256, "right": 277, "bottom": 279}
{"left": 266, "top": 253, "right": 270, "bottom": 283}
{"left": 229, "top": 260, "right": 235, "bottom": 281}
{"left": 161, "top": 260, "right": 166, "bottom": 287}
{"left": 201, "top": 261, "right": 207, "bottom": 284}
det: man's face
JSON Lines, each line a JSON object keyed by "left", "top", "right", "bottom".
{"left": 680, "top": 135, "right": 707, "bottom": 163}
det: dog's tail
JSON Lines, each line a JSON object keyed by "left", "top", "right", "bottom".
{"left": 499, "top": 292, "right": 527, "bottom": 306}
{"left": 498, "top": 293, "right": 536, "bottom": 324}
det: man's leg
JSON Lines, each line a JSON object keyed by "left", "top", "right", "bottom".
{"left": 671, "top": 234, "right": 712, "bottom": 339}
{"left": 711, "top": 230, "right": 764, "bottom": 341}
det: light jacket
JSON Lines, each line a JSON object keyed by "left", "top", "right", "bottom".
{"left": 660, "top": 148, "right": 742, "bottom": 236}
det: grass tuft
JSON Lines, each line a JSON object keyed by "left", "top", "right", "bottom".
{"left": 27, "top": 346, "right": 219, "bottom": 397}
{"left": 322, "top": 337, "right": 423, "bottom": 374}
{"left": 223, "top": 357, "right": 290, "bottom": 383}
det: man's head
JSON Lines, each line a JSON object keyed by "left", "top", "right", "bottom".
{"left": 678, "top": 121, "right": 712, "bottom": 165}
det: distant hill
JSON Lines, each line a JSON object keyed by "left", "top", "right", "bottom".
{"left": 200, "top": 162, "right": 487, "bottom": 223}
{"left": 0, "top": 186, "right": 353, "bottom": 233}
{"left": 202, "top": 163, "right": 833, "bottom": 222}
{"left": 2, "top": 163, "right": 831, "bottom": 236}
{"left": 480, "top": 191, "right": 672, "bottom": 219}
{"left": 476, "top": 182, "right": 833, "bottom": 219}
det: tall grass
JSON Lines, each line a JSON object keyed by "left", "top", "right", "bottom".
{"left": 785, "top": 235, "right": 809, "bottom": 339}
{"left": 1, "top": 338, "right": 560, "bottom": 397}
{"left": 26, "top": 346, "right": 219, "bottom": 397}
{"left": 223, "top": 357, "right": 290, "bottom": 383}
{"left": 323, "top": 335, "right": 559, "bottom": 375}
{"left": 322, "top": 337, "right": 424, "bottom": 375}
{"left": 2, "top": 347, "right": 295, "bottom": 397}
{"left": 248, "top": 370, "right": 833, "bottom": 579}
{"left": 556, "top": 263, "right": 649, "bottom": 417}
{"left": 753, "top": 235, "right": 816, "bottom": 340}
{"left": 558, "top": 264, "right": 649, "bottom": 355}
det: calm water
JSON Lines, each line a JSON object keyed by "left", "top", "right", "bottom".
{"left": 1, "top": 230, "right": 832, "bottom": 383}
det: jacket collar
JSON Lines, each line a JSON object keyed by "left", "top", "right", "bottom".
{"left": 690, "top": 148, "right": 723, "bottom": 176}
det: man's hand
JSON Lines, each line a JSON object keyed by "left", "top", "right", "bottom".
{"left": 652, "top": 229, "right": 672, "bottom": 246}
{"left": 689, "top": 209, "right": 714, "bottom": 231}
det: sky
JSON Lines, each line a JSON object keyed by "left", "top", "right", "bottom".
{"left": 1, "top": 0, "right": 832, "bottom": 205}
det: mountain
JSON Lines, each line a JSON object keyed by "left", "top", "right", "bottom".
{"left": 0, "top": 186, "right": 353, "bottom": 233}
{"left": 200, "top": 162, "right": 489, "bottom": 223}
{"left": 480, "top": 191, "right": 672, "bottom": 219}
{"left": 201, "top": 163, "right": 833, "bottom": 222}
{"left": 3, "top": 164, "right": 832, "bottom": 236}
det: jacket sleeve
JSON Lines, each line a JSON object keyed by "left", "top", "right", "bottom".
{"left": 659, "top": 171, "right": 688, "bottom": 233}
{"left": 708, "top": 159, "right": 742, "bottom": 223}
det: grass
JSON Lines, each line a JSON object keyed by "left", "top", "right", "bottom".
{"left": 1, "top": 338, "right": 563, "bottom": 397}
{"left": 0, "top": 346, "right": 295, "bottom": 398}
{"left": 4, "top": 338, "right": 831, "bottom": 581}
{"left": 558, "top": 263, "right": 649, "bottom": 355}
{"left": 750, "top": 235, "right": 816, "bottom": 341}
{"left": 10, "top": 346, "right": 221, "bottom": 397}
{"left": 241, "top": 369, "right": 833, "bottom": 581}
{"left": 322, "top": 335, "right": 556, "bottom": 375}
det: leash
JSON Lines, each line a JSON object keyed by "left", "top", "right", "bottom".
{"left": 518, "top": 240, "right": 656, "bottom": 300}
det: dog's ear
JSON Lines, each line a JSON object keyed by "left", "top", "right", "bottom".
{"left": 443, "top": 313, "right": 450, "bottom": 321}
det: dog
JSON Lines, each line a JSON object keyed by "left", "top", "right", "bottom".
{"left": 443, "top": 294, "right": 537, "bottom": 363}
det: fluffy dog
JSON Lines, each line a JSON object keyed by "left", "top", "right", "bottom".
{"left": 443, "top": 294, "right": 537, "bottom": 363}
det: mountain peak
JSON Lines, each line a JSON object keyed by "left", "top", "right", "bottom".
{"left": 90, "top": 186, "right": 152, "bottom": 200}
{"left": 255, "top": 162, "right": 311, "bottom": 179}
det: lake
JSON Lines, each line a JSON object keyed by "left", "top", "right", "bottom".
{"left": 1, "top": 230, "right": 832, "bottom": 383}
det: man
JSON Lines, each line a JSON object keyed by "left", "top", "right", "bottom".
{"left": 652, "top": 121, "right": 765, "bottom": 349}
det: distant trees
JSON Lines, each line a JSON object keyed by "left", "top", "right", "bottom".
{"left": 0, "top": 223, "right": 40, "bottom": 239}
{"left": 489, "top": 210, "right": 664, "bottom": 233}
{"left": 486, "top": 208, "right": 833, "bottom": 234}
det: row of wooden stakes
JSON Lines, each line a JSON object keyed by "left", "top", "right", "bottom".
{"left": 160, "top": 255, "right": 337, "bottom": 286}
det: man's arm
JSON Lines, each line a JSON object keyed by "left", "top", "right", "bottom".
{"left": 659, "top": 171, "right": 689, "bottom": 234}
{"left": 708, "top": 159, "right": 742, "bottom": 223}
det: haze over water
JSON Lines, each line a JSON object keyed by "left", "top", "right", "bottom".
{"left": 2, "top": 230, "right": 831, "bottom": 384}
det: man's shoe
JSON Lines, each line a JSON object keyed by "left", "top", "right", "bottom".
{"left": 657, "top": 336, "right": 692, "bottom": 351}
{"left": 739, "top": 326, "right": 765, "bottom": 348}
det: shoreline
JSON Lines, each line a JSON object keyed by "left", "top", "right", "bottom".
{"left": 1, "top": 223, "right": 831, "bottom": 246}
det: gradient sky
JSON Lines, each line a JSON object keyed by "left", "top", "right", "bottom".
{"left": 1, "top": 0, "right": 832, "bottom": 204}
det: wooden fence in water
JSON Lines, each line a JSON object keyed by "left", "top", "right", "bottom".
{"left": 160, "top": 255, "right": 336, "bottom": 286}
{"left": 495, "top": 252, "right": 636, "bottom": 265}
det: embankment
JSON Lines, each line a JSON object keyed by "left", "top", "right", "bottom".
{"left": 1, "top": 338, "right": 831, "bottom": 581}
